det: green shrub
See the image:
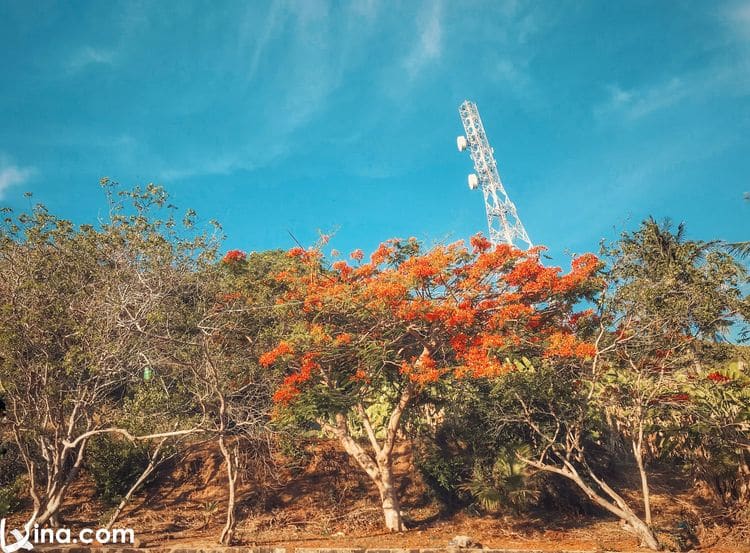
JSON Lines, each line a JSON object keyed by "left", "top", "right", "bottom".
{"left": 272, "top": 414, "right": 318, "bottom": 472}
{"left": 0, "top": 479, "right": 23, "bottom": 517}
{"left": 415, "top": 449, "right": 466, "bottom": 508}
{"left": 0, "top": 442, "right": 24, "bottom": 485}
{"left": 0, "top": 441, "right": 24, "bottom": 516}
{"left": 459, "top": 445, "right": 538, "bottom": 514}
{"left": 86, "top": 436, "right": 150, "bottom": 506}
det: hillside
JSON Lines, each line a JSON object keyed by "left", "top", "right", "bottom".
{"left": 5, "top": 439, "right": 746, "bottom": 552}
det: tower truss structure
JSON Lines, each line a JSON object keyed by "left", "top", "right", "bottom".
{"left": 456, "top": 100, "right": 532, "bottom": 249}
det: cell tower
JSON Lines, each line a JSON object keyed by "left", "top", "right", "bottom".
{"left": 456, "top": 100, "right": 533, "bottom": 249}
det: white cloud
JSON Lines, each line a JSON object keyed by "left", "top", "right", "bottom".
{"left": 597, "top": 58, "right": 750, "bottom": 123}
{"left": 598, "top": 78, "right": 688, "bottom": 121}
{"left": 160, "top": 1, "right": 346, "bottom": 182}
{"left": 159, "top": 157, "right": 243, "bottom": 182}
{"left": 723, "top": 1, "right": 750, "bottom": 42}
{"left": 0, "top": 157, "right": 36, "bottom": 199}
{"left": 597, "top": 2, "right": 750, "bottom": 124}
{"left": 402, "top": 1, "right": 443, "bottom": 79}
{"left": 242, "top": 0, "right": 283, "bottom": 83}
{"left": 67, "top": 46, "right": 115, "bottom": 72}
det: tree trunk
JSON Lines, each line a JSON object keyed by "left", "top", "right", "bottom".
{"left": 623, "top": 513, "right": 661, "bottom": 551}
{"left": 738, "top": 448, "right": 750, "bottom": 503}
{"left": 320, "top": 415, "right": 407, "bottom": 532}
{"left": 35, "top": 448, "right": 86, "bottom": 527}
{"left": 632, "top": 436, "right": 652, "bottom": 525}
{"left": 218, "top": 435, "right": 238, "bottom": 545}
{"left": 376, "top": 460, "right": 405, "bottom": 532}
{"left": 522, "top": 456, "right": 661, "bottom": 550}
{"left": 35, "top": 493, "right": 62, "bottom": 527}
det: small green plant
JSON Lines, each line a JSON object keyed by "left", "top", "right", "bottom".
{"left": 460, "top": 445, "right": 538, "bottom": 514}
{"left": 200, "top": 500, "right": 219, "bottom": 529}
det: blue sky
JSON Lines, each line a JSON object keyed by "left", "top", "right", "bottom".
{"left": 1, "top": 0, "right": 748, "bottom": 263}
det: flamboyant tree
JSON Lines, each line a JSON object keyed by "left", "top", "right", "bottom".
{"left": 261, "top": 235, "right": 600, "bottom": 531}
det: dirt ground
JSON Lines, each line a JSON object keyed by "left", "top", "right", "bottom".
{"left": 8, "top": 440, "right": 749, "bottom": 552}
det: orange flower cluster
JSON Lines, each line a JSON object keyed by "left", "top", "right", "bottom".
{"left": 452, "top": 334, "right": 514, "bottom": 378}
{"left": 332, "top": 260, "right": 353, "bottom": 278}
{"left": 496, "top": 303, "right": 533, "bottom": 322}
{"left": 222, "top": 249, "right": 247, "bottom": 263}
{"left": 400, "top": 352, "right": 444, "bottom": 385}
{"left": 259, "top": 341, "right": 294, "bottom": 367}
{"left": 370, "top": 243, "right": 395, "bottom": 265}
{"left": 397, "top": 246, "right": 459, "bottom": 282}
{"left": 545, "top": 332, "right": 596, "bottom": 359}
{"left": 557, "top": 254, "right": 600, "bottom": 292}
{"left": 505, "top": 258, "right": 561, "bottom": 294}
{"left": 266, "top": 235, "right": 600, "bottom": 406}
{"left": 366, "top": 275, "right": 409, "bottom": 304}
{"left": 470, "top": 233, "right": 492, "bottom": 253}
{"left": 334, "top": 333, "right": 352, "bottom": 345}
{"left": 273, "top": 353, "right": 320, "bottom": 404}
{"left": 400, "top": 256, "right": 440, "bottom": 280}
{"left": 460, "top": 244, "right": 523, "bottom": 289}
{"left": 288, "top": 247, "right": 323, "bottom": 263}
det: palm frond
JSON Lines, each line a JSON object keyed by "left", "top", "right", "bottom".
{"left": 726, "top": 241, "right": 750, "bottom": 259}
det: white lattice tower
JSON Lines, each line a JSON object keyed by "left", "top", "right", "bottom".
{"left": 456, "top": 100, "right": 532, "bottom": 249}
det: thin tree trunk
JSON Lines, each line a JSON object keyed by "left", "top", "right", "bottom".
{"left": 35, "top": 440, "right": 88, "bottom": 527}
{"left": 522, "top": 456, "right": 661, "bottom": 550}
{"left": 218, "top": 435, "right": 238, "bottom": 545}
{"left": 738, "top": 448, "right": 750, "bottom": 503}
{"left": 624, "top": 513, "right": 661, "bottom": 551}
{"left": 632, "top": 436, "right": 652, "bottom": 525}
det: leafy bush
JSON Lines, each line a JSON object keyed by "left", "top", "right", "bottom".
{"left": 412, "top": 381, "right": 540, "bottom": 514}
{"left": 272, "top": 414, "right": 318, "bottom": 472}
{"left": 663, "top": 364, "right": 750, "bottom": 506}
{"left": 0, "top": 479, "right": 22, "bottom": 518}
{"left": 0, "top": 441, "right": 24, "bottom": 486}
{"left": 0, "top": 441, "right": 24, "bottom": 517}
{"left": 414, "top": 448, "right": 466, "bottom": 508}
{"left": 460, "top": 445, "right": 538, "bottom": 514}
{"left": 86, "top": 436, "right": 151, "bottom": 506}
